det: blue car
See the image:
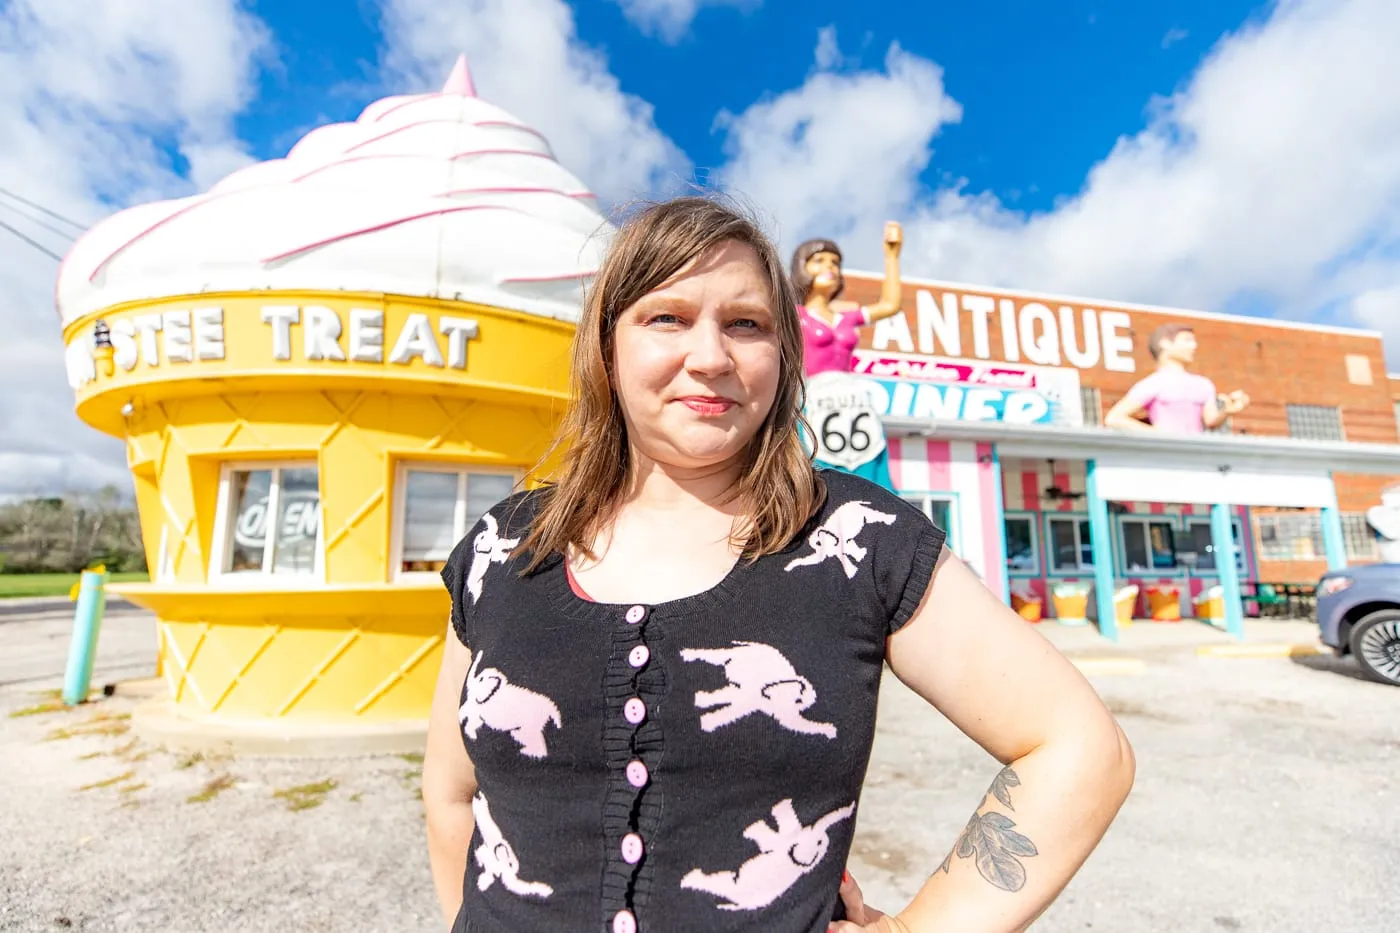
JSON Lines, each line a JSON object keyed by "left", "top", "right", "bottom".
{"left": 1316, "top": 563, "right": 1400, "bottom": 685}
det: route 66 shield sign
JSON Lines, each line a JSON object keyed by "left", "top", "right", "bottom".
{"left": 804, "top": 371, "right": 887, "bottom": 470}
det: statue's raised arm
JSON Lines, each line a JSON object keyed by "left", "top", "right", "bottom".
{"left": 791, "top": 222, "right": 904, "bottom": 378}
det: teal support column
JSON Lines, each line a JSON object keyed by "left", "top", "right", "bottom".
{"left": 1084, "top": 459, "right": 1119, "bottom": 642}
{"left": 990, "top": 445, "right": 1011, "bottom": 604}
{"left": 62, "top": 569, "right": 109, "bottom": 705}
{"left": 1320, "top": 477, "right": 1348, "bottom": 572}
{"left": 1210, "top": 503, "right": 1246, "bottom": 639}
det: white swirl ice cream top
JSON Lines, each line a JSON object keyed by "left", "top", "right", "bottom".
{"left": 56, "top": 56, "right": 614, "bottom": 328}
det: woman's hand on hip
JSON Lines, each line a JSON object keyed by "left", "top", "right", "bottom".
{"left": 830, "top": 870, "right": 912, "bottom": 933}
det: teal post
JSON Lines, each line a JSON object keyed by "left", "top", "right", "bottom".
{"left": 1320, "top": 480, "right": 1348, "bottom": 571}
{"left": 62, "top": 569, "right": 109, "bottom": 705}
{"left": 990, "top": 445, "right": 1011, "bottom": 604}
{"left": 1083, "top": 459, "right": 1119, "bottom": 642}
{"left": 1210, "top": 503, "right": 1246, "bottom": 639}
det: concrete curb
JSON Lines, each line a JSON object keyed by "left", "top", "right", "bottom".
{"left": 1071, "top": 657, "right": 1148, "bottom": 675}
{"left": 1195, "top": 642, "right": 1327, "bottom": 659}
{"left": 131, "top": 699, "right": 427, "bottom": 759}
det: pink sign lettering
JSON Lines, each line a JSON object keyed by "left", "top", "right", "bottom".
{"left": 851, "top": 350, "right": 1038, "bottom": 390}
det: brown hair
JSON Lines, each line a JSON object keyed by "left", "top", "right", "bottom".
{"left": 790, "top": 238, "right": 844, "bottom": 303}
{"left": 518, "top": 195, "right": 824, "bottom": 574}
{"left": 1148, "top": 323, "right": 1193, "bottom": 359}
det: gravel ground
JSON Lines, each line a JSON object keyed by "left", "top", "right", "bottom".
{"left": 1, "top": 604, "right": 1397, "bottom": 932}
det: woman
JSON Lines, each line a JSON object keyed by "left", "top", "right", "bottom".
{"left": 422, "top": 196, "right": 1134, "bottom": 933}
{"left": 792, "top": 224, "right": 904, "bottom": 378}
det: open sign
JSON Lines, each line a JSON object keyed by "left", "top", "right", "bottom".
{"left": 232, "top": 490, "right": 321, "bottom": 549}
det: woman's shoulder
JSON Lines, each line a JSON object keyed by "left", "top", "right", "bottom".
{"left": 812, "top": 469, "right": 928, "bottom": 525}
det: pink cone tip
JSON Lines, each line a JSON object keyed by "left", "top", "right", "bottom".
{"left": 443, "top": 53, "right": 477, "bottom": 97}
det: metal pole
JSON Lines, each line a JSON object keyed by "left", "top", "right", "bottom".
{"left": 62, "top": 569, "right": 109, "bottom": 705}
{"left": 1084, "top": 459, "right": 1119, "bottom": 642}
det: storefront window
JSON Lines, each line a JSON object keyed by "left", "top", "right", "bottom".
{"left": 1183, "top": 519, "right": 1245, "bottom": 575}
{"left": 1004, "top": 517, "right": 1039, "bottom": 573}
{"left": 396, "top": 466, "right": 518, "bottom": 574}
{"left": 1120, "top": 518, "right": 1177, "bottom": 573}
{"left": 1047, "top": 517, "right": 1093, "bottom": 572}
{"left": 218, "top": 464, "right": 322, "bottom": 577}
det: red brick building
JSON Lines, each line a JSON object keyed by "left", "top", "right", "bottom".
{"left": 829, "top": 270, "right": 1400, "bottom": 632}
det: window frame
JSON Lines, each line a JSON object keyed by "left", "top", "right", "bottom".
{"left": 1115, "top": 515, "right": 1180, "bottom": 576}
{"left": 1253, "top": 510, "right": 1325, "bottom": 562}
{"left": 1003, "top": 510, "right": 1042, "bottom": 577}
{"left": 1341, "top": 512, "right": 1379, "bottom": 561}
{"left": 1044, "top": 513, "right": 1095, "bottom": 575}
{"left": 1079, "top": 386, "right": 1102, "bottom": 426}
{"left": 1178, "top": 515, "right": 1247, "bottom": 578}
{"left": 390, "top": 461, "right": 523, "bottom": 582}
{"left": 899, "top": 491, "right": 960, "bottom": 556}
{"left": 209, "top": 460, "right": 325, "bottom": 586}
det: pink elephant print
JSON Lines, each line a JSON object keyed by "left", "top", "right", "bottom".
{"left": 472, "top": 791, "right": 553, "bottom": 899}
{"left": 784, "top": 500, "right": 896, "bottom": 579}
{"left": 467, "top": 513, "right": 519, "bottom": 603}
{"left": 459, "top": 650, "right": 562, "bottom": 758}
{"left": 681, "top": 798, "right": 855, "bottom": 910}
{"left": 680, "top": 641, "right": 836, "bottom": 739}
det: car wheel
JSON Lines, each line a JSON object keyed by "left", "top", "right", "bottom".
{"left": 1348, "top": 609, "right": 1400, "bottom": 686}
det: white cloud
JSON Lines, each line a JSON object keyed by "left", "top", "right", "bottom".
{"left": 716, "top": 29, "right": 962, "bottom": 250}
{"left": 379, "top": 0, "right": 691, "bottom": 206}
{"left": 0, "top": 0, "right": 271, "bottom": 496}
{"left": 715, "top": 0, "right": 1400, "bottom": 365}
{"left": 613, "top": 0, "right": 758, "bottom": 44}
{"left": 1162, "top": 27, "right": 1189, "bottom": 49}
{"left": 812, "top": 25, "right": 844, "bottom": 71}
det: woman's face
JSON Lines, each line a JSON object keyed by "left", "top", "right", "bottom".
{"left": 803, "top": 250, "right": 842, "bottom": 297}
{"left": 612, "top": 240, "right": 781, "bottom": 474}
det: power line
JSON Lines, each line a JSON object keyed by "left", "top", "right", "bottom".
{"left": 0, "top": 186, "right": 87, "bottom": 232}
{"left": 0, "top": 218, "right": 63, "bottom": 261}
{"left": 0, "top": 200, "right": 75, "bottom": 243}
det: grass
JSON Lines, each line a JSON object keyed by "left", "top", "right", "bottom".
{"left": 45, "top": 711, "right": 131, "bottom": 742}
{"left": 78, "top": 770, "right": 135, "bottom": 792}
{"left": 187, "top": 774, "right": 236, "bottom": 804}
{"left": 8, "top": 699, "right": 67, "bottom": 718}
{"left": 0, "top": 571, "right": 148, "bottom": 599}
{"left": 273, "top": 779, "right": 338, "bottom": 811}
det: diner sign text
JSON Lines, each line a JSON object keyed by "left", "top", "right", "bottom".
{"left": 870, "top": 289, "right": 1137, "bottom": 374}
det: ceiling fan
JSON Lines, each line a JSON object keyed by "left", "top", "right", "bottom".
{"left": 1042, "top": 459, "right": 1087, "bottom": 502}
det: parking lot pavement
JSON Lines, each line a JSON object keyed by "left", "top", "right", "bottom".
{"left": 1, "top": 606, "right": 1396, "bottom": 932}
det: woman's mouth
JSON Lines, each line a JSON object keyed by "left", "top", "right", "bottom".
{"left": 677, "top": 395, "right": 737, "bottom": 416}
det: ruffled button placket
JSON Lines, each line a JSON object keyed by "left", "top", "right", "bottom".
{"left": 599, "top": 602, "right": 665, "bottom": 932}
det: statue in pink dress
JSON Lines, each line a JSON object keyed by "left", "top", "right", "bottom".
{"left": 790, "top": 222, "right": 905, "bottom": 377}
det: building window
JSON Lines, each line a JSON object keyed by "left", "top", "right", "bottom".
{"left": 214, "top": 463, "right": 322, "bottom": 579}
{"left": 1342, "top": 512, "right": 1378, "bottom": 561}
{"left": 1047, "top": 517, "right": 1094, "bottom": 573}
{"left": 1182, "top": 519, "right": 1246, "bottom": 575}
{"left": 1079, "top": 387, "right": 1102, "bottom": 426}
{"left": 1004, "top": 516, "right": 1039, "bottom": 574}
{"left": 1119, "top": 517, "right": 1177, "bottom": 573}
{"left": 1286, "top": 404, "right": 1343, "bottom": 441}
{"left": 1255, "top": 510, "right": 1324, "bottom": 562}
{"left": 902, "top": 494, "right": 956, "bottom": 547}
{"left": 394, "top": 465, "right": 518, "bottom": 575}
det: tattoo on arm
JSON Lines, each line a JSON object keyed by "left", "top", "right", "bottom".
{"left": 935, "top": 766, "right": 1039, "bottom": 892}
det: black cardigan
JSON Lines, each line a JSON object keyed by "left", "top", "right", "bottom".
{"left": 441, "top": 469, "right": 946, "bottom": 933}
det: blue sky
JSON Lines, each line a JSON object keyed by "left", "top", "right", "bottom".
{"left": 242, "top": 0, "right": 1266, "bottom": 215}
{"left": 3, "top": 0, "right": 1400, "bottom": 495}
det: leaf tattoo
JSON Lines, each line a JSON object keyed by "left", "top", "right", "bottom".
{"left": 934, "top": 767, "right": 1039, "bottom": 892}
{"left": 989, "top": 766, "right": 1020, "bottom": 810}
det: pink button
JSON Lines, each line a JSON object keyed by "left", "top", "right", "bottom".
{"left": 621, "top": 832, "right": 644, "bottom": 864}
{"left": 626, "top": 759, "right": 648, "bottom": 788}
{"left": 628, "top": 645, "right": 650, "bottom": 668}
{"left": 613, "top": 909, "right": 637, "bottom": 933}
{"left": 625, "top": 605, "right": 646, "bottom": 625}
{"left": 623, "top": 697, "right": 646, "bottom": 725}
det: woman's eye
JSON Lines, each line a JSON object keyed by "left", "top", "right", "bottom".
{"left": 646, "top": 313, "right": 681, "bottom": 325}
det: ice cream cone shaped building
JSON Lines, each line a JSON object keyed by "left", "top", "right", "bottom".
{"left": 56, "top": 56, "right": 612, "bottom": 745}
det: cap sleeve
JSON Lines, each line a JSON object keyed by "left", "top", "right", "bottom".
{"left": 816, "top": 471, "right": 948, "bottom": 636}
{"left": 439, "top": 488, "right": 539, "bottom": 648}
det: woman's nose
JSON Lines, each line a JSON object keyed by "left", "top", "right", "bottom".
{"left": 684, "top": 322, "right": 733, "bottom": 375}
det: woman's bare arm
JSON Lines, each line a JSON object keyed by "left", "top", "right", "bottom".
{"left": 422, "top": 624, "right": 478, "bottom": 929}
{"left": 868, "top": 549, "right": 1135, "bottom": 933}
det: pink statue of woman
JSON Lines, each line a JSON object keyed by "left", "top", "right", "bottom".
{"left": 790, "top": 222, "right": 905, "bottom": 377}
